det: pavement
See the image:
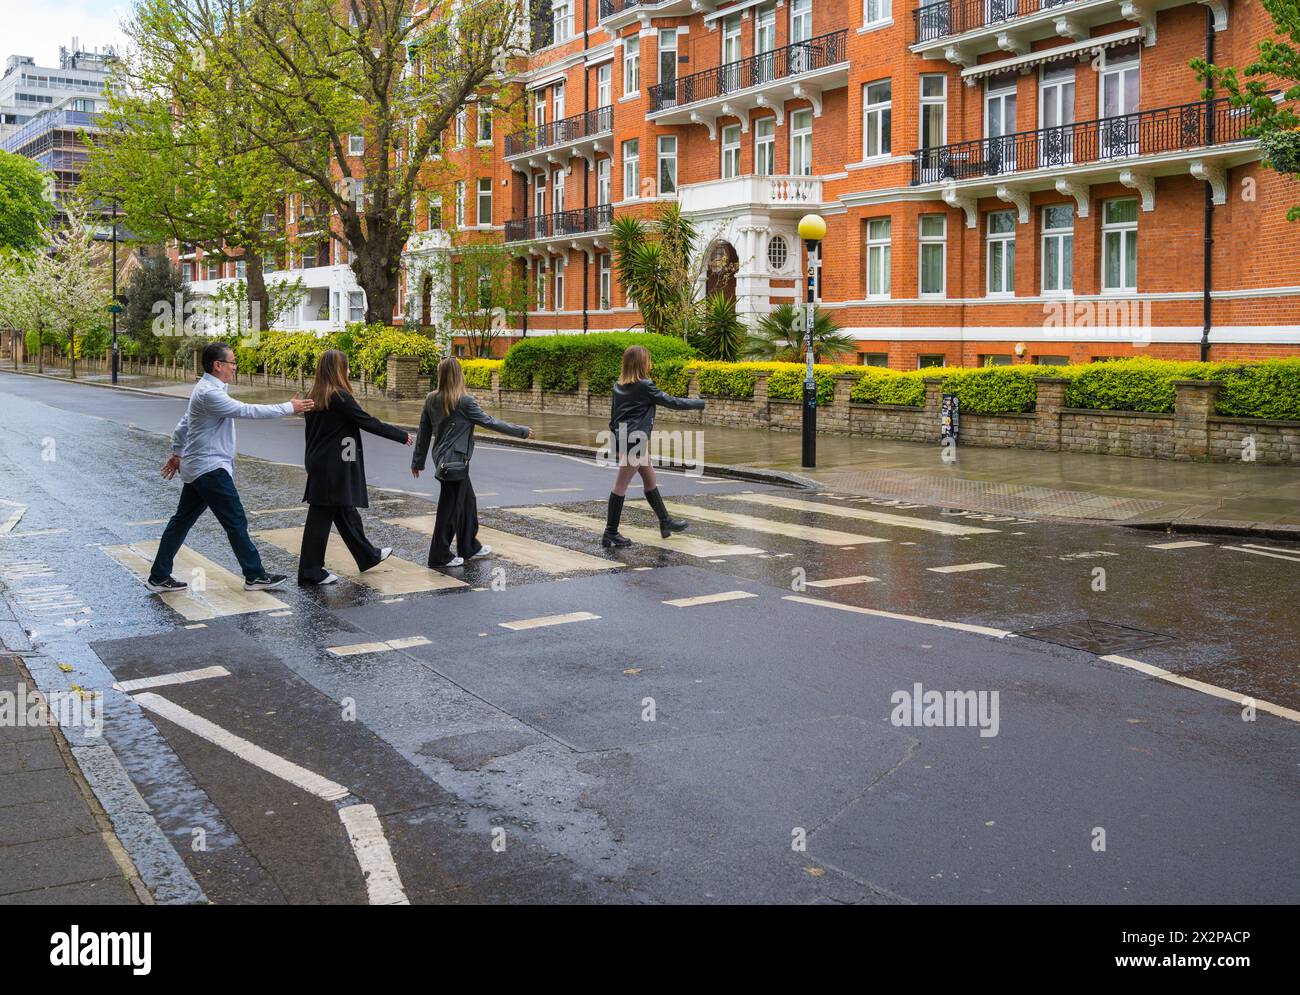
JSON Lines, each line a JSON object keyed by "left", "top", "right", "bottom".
{"left": 9, "top": 361, "right": 1296, "bottom": 534}
{"left": 1, "top": 368, "right": 1298, "bottom": 905}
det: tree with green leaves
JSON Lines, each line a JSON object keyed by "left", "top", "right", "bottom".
{"left": 32, "top": 202, "right": 111, "bottom": 377}
{"left": 1193, "top": 0, "right": 1300, "bottom": 219}
{"left": 746, "top": 304, "right": 855, "bottom": 363}
{"left": 611, "top": 203, "right": 703, "bottom": 339}
{"left": 444, "top": 242, "right": 527, "bottom": 358}
{"left": 84, "top": 0, "right": 299, "bottom": 333}
{"left": 0, "top": 150, "right": 53, "bottom": 253}
{"left": 120, "top": 255, "right": 189, "bottom": 359}
{"left": 207, "top": 0, "right": 525, "bottom": 324}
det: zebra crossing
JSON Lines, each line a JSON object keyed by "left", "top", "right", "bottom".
{"left": 99, "top": 489, "right": 1300, "bottom": 625}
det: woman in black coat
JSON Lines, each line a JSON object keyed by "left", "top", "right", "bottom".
{"left": 411, "top": 357, "right": 532, "bottom": 567}
{"left": 602, "top": 344, "right": 705, "bottom": 548}
{"left": 298, "top": 349, "right": 413, "bottom": 585}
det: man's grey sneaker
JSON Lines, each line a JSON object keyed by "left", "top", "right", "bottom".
{"left": 146, "top": 576, "right": 188, "bottom": 594}
{"left": 442, "top": 556, "right": 465, "bottom": 567}
{"left": 244, "top": 574, "right": 288, "bottom": 591}
{"left": 469, "top": 545, "right": 492, "bottom": 559}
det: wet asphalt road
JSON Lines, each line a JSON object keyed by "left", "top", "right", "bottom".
{"left": 1, "top": 370, "right": 1298, "bottom": 905}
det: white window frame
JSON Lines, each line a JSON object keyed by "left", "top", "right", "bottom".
{"left": 348, "top": 291, "right": 365, "bottom": 322}
{"left": 348, "top": 133, "right": 364, "bottom": 156}
{"left": 864, "top": 0, "right": 892, "bottom": 28}
{"left": 1101, "top": 197, "right": 1138, "bottom": 293}
{"left": 597, "top": 63, "right": 612, "bottom": 107}
{"left": 552, "top": 81, "right": 565, "bottom": 123}
{"left": 599, "top": 253, "right": 612, "bottom": 309}
{"left": 1041, "top": 204, "right": 1074, "bottom": 296}
{"left": 658, "top": 135, "right": 677, "bottom": 195}
{"left": 623, "top": 36, "right": 640, "bottom": 95}
{"left": 553, "top": 256, "right": 566, "bottom": 310}
{"left": 755, "top": 116, "right": 776, "bottom": 176}
{"left": 455, "top": 108, "right": 467, "bottom": 146}
{"left": 918, "top": 214, "right": 946, "bottom": 298}
{"left": 534, "top": 171, "right": 547, "bottom": 217}
{"left": 790, "top": 109, "right": 813, "bottom": 176}
{"left": 535, "top": 258, "right": 548, "bottom": 310}
{"left": 477, "top": 176, "right": 493, "bottom": 226}
{"left": 866, "top": 217, "right": 891, "bottom": 299}
{"left": 721, "top": 124, "right": 741, "bottom": 179}
{"left": 477, "top": 104, "right": 493, "bottom": 144}
{"left": 986, "top": 209, "right": 1016, "bottom": 297}
{"left": 863, "top": 79, "right": 892, "bottom": 160}
{"left": 920, "top": 74, "right": 946, "bottom": 149}
{"left": 597, "top": 156, "right": 611, "bottom": 206}
{"left": 622, "top": 138, "right": 639, "bottom": 199}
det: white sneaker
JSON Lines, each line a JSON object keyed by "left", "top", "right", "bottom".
{"left": 378, "top": 547, "right": 392, "bottom": 563}
{"left": 469, "top": 545, "right": 492, "bottom": 559}
{"left": 319, "top": 572, "right": 340, "bottom": 585}
{"left": 443, "top": 556, "right": 464, "bottom": 567}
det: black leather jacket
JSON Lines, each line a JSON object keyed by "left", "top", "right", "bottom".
{"left": 609, "top": 379, "right": 705, "bottom": 439}
{"left": 412, "top": 392, "right": 528, "bottom": 472}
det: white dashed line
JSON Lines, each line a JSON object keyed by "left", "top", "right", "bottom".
{"left": 663, "top": 590, "right": 758, "bottom": 608}
{"left": 1100, "top": 655, "right": 1300, "bottom": 724}
{"left": 1147, "top": 540, "right": 1213, "bottom": 550}
{"left": 114, "top": 666, "right": 231, "bottom": 694}
{"left": 499, "top": 611, "right": 601, "bottom": 631}
{"left": 784, "top": 595, "right": 1013, "bottom": 638}
{"left": 327, "top": 636, "right": 432, "bottom": 657}
{"left": 806, "top": 575, "right": 881, "bottom": 588}
{"left": 927, "top": 562, "right": 1004, "bottom": 574}
{"left": 338, "top": 804, "right": 409, "bottom": 905}
{"left": 1224, "top": 544, "right": 1300, "bottom": 563}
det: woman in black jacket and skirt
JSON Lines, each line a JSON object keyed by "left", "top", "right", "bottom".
{"left": 298, "top": 349, "right": 413, "bottom": 585}
{"left": 411, "top": 357, "right": 533, "bottom": 567}
{"left": 602, "top": 344, "right": 705, "bottom": 547}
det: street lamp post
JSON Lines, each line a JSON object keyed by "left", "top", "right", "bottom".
{"left": 797, "top": 213, "right": 826, "bottom": 469}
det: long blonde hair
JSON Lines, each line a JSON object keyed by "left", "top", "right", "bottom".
{"left": 618, "top": 345, "right": 652, "bottom": 385}
{"left": 308, "top": 349, "right": 351, "bottom": 410}
{"left": 435, "top": 356, "right": 467, "bottom": 415}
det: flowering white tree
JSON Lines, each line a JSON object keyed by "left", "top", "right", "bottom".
{"left": 0, "top": 249, "right": 55, "bottom": 372}
{"left": 37, "top": 204, "right": 111, "bottom": 378}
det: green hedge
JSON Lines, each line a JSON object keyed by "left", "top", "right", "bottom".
{"left": 499, "top": 332, "right": 696, "bottom": 393}
{"left": 461, "top": 358, "right": 502, "bottom": 389}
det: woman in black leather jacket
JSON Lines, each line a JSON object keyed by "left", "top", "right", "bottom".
{"left": 412, "top": 357, "right": 533, "bottom": 567}
{"left": 602, "top": 345, "right": 705, "bottom": 547}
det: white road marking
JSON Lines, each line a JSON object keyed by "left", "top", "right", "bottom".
{"left": 1100, "top": 655, "right": 1300, "bottom": 724}
{"left": 385, "top": 514, "right": 616, "bottom": 573}
{"left": 499, "top": 610, "right": 600, "bottom": 631}
{"left": 927, "top": 562, "right": 1004, "bottom": 574}
{"left": 0, "top": 528, "right": 70, "bottom": 539}
{"left": 533, "top": 487, "right": 583, "bottom": 493}
{"left": 132, "top": 693, "right": 351, "bottom": 800}
{"left": 1223, "top": 545, "right": 1300, "bottom": 563}
{"left": 338, "top": 804, "right": 409, "bottom": 905}
{"left": 248, "top": 506, "right": 307, "bottom": 516}
{"left": 673, "top": 504, "right": 889, "bottom": 546}
{"left": 0, "top": 500, "right": 27, "bottom": 533}
{"left": 327, "top": 636, "right": 432, "bottom": 657}
{"left": 114, "top": 666, "right": 230, "bottom": 693}
{"left": 784, "top": 595, "right": 1013, "bottom": 638}
{"left": 255, "top": 527, "right": 467, "bottom": 595}
{"left": 184, "top": 623, "right": 207, "bottom": 630}
{"left": 126, "top": 519, "right": 169, "bottom": 526}
{"left": 718, "top": 493, "right": 1000, "bottom": 535}
{"left": 1147, "top": 540, "right": 1213, "bottom": 550}
{"left": 268, "top": 610, "right": 293, "bottom": 617}
{"left": 663, "top": 590, "right": 758, "bottom": 608}
{"left": 102, "top": 542, "right": 288, "bottom": 620}
{"left": 806, "top": 575, "right": 881, "bottom": 588}
{"left": 506, "top": 506, "right": 763, "bottom": 557}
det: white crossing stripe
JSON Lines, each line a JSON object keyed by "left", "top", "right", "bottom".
{"left": 0, "top": 499, "right": 27, "bottom": 532}
{"left": 672, "top": 504, "right": 888, "bottom": 546}
{"left": 384, "top": 514, "right": 616, "bottom": 573}
{"left": 506, "top": 506, "right": 763, "bottom": 557}
{"left": 1100, "top": 655, "right": 1300, "bottom": 724}
{"left": 338, "top": 804, "right": 409, "bottom": 906}
{"left": 248, "top": 506, "right": 308, "bottom": 516}
{"left": 718, "top": 493, "right": 999, "bottom": 535}
{"left": 1147, "top": 540, "right": 1213, "bottom": 550}
{"left": 114, "top": 666, "right": 230, "bottom": 694}
{"left": 533, "top": 487, "right": 583, "bottom": 493}
{"left": 927, "top": 562, "right": 1004, "bottom": 574}
{"left": 254, "top": 527, "right": 466, "bottom": 595}
{"left": 784, "top": 595, "right": 1012, "bottom": 638}
{"left": 133, "top": 692, "right": 351, "bottom": 800}
{"left": 663, "top": 590, "right": 758, "bottom": 608}
{"left": 499, "top": 610, "right": 600, "bottom": 631}
{"left": 0, "top": 528, "right": 70, "bottom": 539}
{"left": 1223, "top": 543, "right": 1300, "bottom": 563}
{"left": 102, "top": 542, "right": 288, "bottom": 620}
{"left": 806, "top": 575, "right": 881, "bottom": 588}
{"left": 327, "top": 636, "right": 432, "bottom": 657}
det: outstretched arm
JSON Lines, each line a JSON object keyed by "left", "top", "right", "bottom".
{"left": 337, "top": 392, "right": 411, "bottom": 445}
{"left": 647, "top": 383, "right": 706, "bottom": 411}
{"left": 461, "top": 396, "right": 532, "bottom": 439}
{"left": 199, "top": 390, "right": 303, "bottom": 420}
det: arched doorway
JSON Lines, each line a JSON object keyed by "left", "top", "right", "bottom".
{"left": 705, "top": 240, "right": 738, "bottom": 301}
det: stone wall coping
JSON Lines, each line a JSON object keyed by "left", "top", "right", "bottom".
{"left": 1034, "top": 377, "right": 1072, "bottom": 385}
{"left": 1061, "top": 407, "right": 1175, "bottom": 420}
{"left": 922, "top": 376, "right": 944, "bottom": 385}
{"left": 1171, "top": 379, "right": 1222, "bottom": 389}
{"left": 1208, "top": 414, "right": 1300, "bottom": 428}
{"left": 832, "top": 373, "right": 859, "bottom": 381}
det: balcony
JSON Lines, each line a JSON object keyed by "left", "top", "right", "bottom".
{"left": 404, "top": 228, "right": 452, "bottom": 255}
{"left": 677, "top": 175, "right": 824, "bottom": 217}
{"left": 911, "top": 0, "right": 1229, "bottom": 63}
{"left": 505, "top": 106, "right": 613, "bottom": 166}
{"left": 529, "top": 12, "right": 577, "bottom": 52}
{"left": 598, "top": 0, "right": 716, "bottom": 29}
{"left": 911, "top": 97, "right": 1259, "bottom": 220}
{"left": 647, "top": 30, "right": 848, "bottom": 129}
{"left": 505, "top": 204, "right": 613, "bottom": 246}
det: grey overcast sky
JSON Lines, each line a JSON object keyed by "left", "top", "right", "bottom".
{"left": 0, "top": 0, "right": 131, "bottom": 67}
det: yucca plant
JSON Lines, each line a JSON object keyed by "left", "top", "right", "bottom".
{"left": 610, "top": 204, "right": 700, "bottom": 339}
{"left": 691, "top": 294, "right": 747, "bottom": 361}
{"left": 746, "top": 304, "right": 855, "bottom": 363}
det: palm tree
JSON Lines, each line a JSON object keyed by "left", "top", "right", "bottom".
{"left": 610, "top": 204, "right": 700, "bottom": 339}
{"left": 746, "top": 304, "right": 855, "bottom": 363}
{"left": 691, "top": 294, "right": 747, "bottom": 361}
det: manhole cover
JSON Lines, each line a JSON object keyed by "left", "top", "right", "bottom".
{"left": 1015, "top": 619, "right": 1174, "bottom": 655}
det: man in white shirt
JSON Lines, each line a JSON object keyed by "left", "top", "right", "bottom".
{"left": 147, "top": 342, "right": 313, "bottom": 593}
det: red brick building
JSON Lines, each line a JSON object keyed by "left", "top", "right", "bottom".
{"left": 414, "top": 0, "right": 1300, "bottom": 366}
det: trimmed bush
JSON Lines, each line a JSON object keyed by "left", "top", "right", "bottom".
{"left": 256, "top": 329, "right": 340, "bottom": 377}
{"left": 352, "top": 326, "right": 443, "bottom": 388}
{"left": 500, "top": 332, "right": 696, "bottom": 393}
{"left": 1210, "top": 359, "right": 1300, "bottom": 420}
{"left": 461, "top": 358, "right": 502, "bottom": 389}
{"left": 850, "top": 368, "right": 927, "bottom": 406}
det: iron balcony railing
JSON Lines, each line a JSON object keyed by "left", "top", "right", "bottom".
{"left": 505, "top": 105, "right": 614, "bottom": 158}
{"left": 599, "top": 0, "right": 642, "bottom": 16}
{"left": 648, "top": 29, "right": 848, "bottom": 113}
{"left": 913, "top": 0, "right": 1078, "bottom": 45}
{"left": 505, "top": 203, "right": 614, "bottom": 242}
{"left": 910, "top": 96, "right": 1251, "bottom": 185}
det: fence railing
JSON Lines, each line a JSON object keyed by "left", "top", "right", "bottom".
{"left": 912, "top": 0, "right": 1078, "bottom": 45}
{"left": 910, "top": 97, "right": 1251, "bottom": 185}
{"left": 598, "top": 0, "right": 641, "bottom": 17}
{"left": 505, "top": 203, "right": 614, "bottom": 242}
{"left": 505, "top": 105, "right": 614, "bottom": 158}
{"left": 648, "top": 29, "right": 848, "bottom": 113}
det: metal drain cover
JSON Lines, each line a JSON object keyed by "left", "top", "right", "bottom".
{"left": 1015, "top": 619, "right": 1174, "bottom": 655}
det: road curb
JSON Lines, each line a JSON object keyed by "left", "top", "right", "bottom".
{"left": 1119, "top": 518, "right": 1300, "bottom": 542}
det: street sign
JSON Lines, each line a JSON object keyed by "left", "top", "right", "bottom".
{"left": 107, "top": 303, "right": 123, "bottom": 314}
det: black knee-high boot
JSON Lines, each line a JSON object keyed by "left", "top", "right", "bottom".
{"left": 645, "top": 487, "right": 688, "bottom": 539}
{"left": 602, "top": 493, "right": 632, "bottom": 548}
